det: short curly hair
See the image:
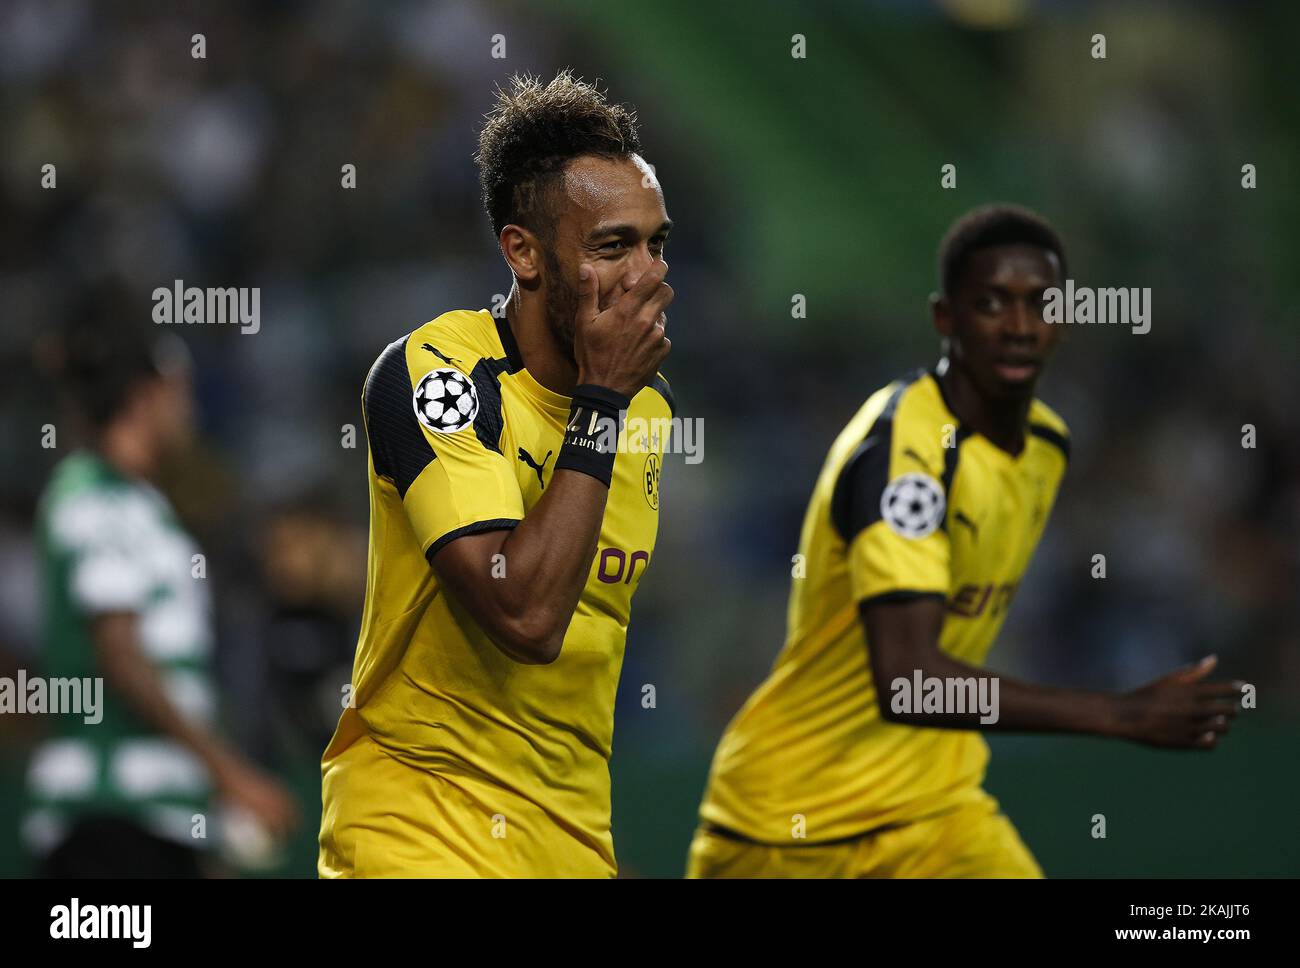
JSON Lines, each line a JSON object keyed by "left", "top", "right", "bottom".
{"left": 938, "top": 203, "right": 1067, "bottom": 297}
{"left": 475, "top": 70, "right": 642, "bottom": 240}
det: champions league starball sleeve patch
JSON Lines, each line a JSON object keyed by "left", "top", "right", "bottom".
{"left": 413, "top": 367, "right": 479, "bottom": 434}
{"left": 880, "top": 472, "right": 946, "bottom": 539}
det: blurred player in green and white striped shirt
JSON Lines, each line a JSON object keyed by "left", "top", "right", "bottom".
{"left": 25, "top": 323, "right": 296, "bottom": 877}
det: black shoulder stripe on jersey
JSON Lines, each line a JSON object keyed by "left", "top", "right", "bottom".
{"left": 1028, "top": 423, "right": 1070, "bottom": 462}
{"left": 830, "top": 433, "right": 891, "bottom": 543}
{"left": 650, "top": 373, "right": 675, "bottom": 416}
{"left": 929, "top": 361, "right": 956, "bottom": 414}
{"left": 459, "top": 316, "right": 525, "bottom": 456}
{"left": 364, "top": 336, "right": 435, "bottom": 499}
{"left": 938, "top": 424, "right": 973, "bottom": 533}
{"left": 425, "top": 518, "right": 521, "bottom": 562}
{"left": 830, "top": 373, "right": 920, "bottom": 543}
{"left": 494, "top": 316, "right": 525, "bottom": 374}
{"left": 469, "top": 356, "right": 510, "bottom": 455}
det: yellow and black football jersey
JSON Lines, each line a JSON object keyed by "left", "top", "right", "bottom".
{"left": 697, "top": 365, "right": 1068, "bottom": 846}
{"left": 319, "top": 308, "right": 673, "bottom": 878}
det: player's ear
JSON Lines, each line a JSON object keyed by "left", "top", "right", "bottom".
{"left": 500, "top": 225, "right": 542, "bottom": 284}
{"left": 930, "top": 291, "right": 952, "bottom": 339}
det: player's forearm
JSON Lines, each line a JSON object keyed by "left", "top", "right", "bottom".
{"left": 485, "top": 468, "right": 609, "bottom": 662}
{"left": 875, "top": 646, "right": 1120, "bottom": 735}
{"left": 468, "top": 381, "right": 632, "bottom": 663}
{"left": 91, "top": 613, "right": 238, "bottom": 772}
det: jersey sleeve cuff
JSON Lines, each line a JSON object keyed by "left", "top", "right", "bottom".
{"left": 857, "top": 589, "right": 948, "bottom": 608}
{"left": 424, "top": 518, "right": 521, "bottom": 562}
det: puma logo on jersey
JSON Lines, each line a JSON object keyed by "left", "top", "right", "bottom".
{"left": 518, "top": 446, "right": 553, "bottom": 488}
{"left": 953, "top": 510, "right": 979, "bottom": 543}
{"left": 421, "top": 343, "right": 461, "bottom": 367}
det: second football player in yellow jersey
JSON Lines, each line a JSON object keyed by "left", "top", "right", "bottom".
{"left": 320, "top": 72, "right": 676, "bottom": 877}
{"left": 690, "top": 205, "right": 1241, "bottom": 878}
{"left": 696, "top": 364, "right": 1067, "bottom": 871}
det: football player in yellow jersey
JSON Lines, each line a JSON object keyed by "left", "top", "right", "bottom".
{"left": 319, "top": 71, "right": 675, "bottom": 877}
{"left": 690, "top": 204, "right": 1241, "bottom": 878}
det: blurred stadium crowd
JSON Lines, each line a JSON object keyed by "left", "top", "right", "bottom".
{"left": 0, "top": 1, "right": 1296, "bottom": 875}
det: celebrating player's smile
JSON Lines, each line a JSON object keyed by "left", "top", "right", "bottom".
{"left": 689, "top": 205, "right": 1242, "bottom": 878}
{"left": 318, "top": 70, "right": 674, "bottom": 878}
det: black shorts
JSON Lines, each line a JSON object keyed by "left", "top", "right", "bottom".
{"left": 38, "top": 814, "right": 206, "bottom": 878}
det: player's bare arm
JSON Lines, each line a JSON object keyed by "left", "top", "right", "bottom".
{"left": 863, "top": 595, "right": 1241, "bottom": 749}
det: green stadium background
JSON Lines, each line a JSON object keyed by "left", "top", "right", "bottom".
{"left": 0, "top": 0, "right": 1296, "bottom": 876}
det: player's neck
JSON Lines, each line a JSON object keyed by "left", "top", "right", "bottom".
{"left": 506, "top": 294, "right": 579, "bottom": 397}
{"left": 939, "top": 363, "right": 1031, "bottom": 457}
